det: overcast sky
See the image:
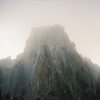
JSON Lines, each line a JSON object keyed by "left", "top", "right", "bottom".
{"left": 0, "top": 0, "right": 100, "bottom": 66}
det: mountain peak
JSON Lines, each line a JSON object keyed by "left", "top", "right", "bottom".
{"left": 0, "top": 25, "right": 100, "bottom": 100}
{"left": 24, "top": 25, "right": 73, "bottom": 55}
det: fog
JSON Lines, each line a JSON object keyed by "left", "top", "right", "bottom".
{"left": 0, "top": 1, "right": 100, "bottom": 99}
{"left": 0, "top": 0, "right": 100, "bottom": 66}
{"left": 0, "top": 25, "right": 100, "bottom": 100}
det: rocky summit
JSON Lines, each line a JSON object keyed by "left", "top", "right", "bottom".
{"left": 0, "top": 25, "right": 100, "bottom": 100}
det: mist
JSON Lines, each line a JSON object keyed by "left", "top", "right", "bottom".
{"left": 0, "top": 25, "right": 100, "bottom": 100}
{"left": 0, "top": 0, "right": 100, "bottom": 65}
{"left": 0, "top": 0, "right": 100, "bottom": 100}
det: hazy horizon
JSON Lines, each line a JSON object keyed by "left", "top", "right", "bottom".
{"left": 0, "top": 0, "right": 100, "bottom": 66}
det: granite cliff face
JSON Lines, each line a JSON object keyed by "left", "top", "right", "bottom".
{"left": 0, "top": 25, "right": 100, "bottom": 100}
